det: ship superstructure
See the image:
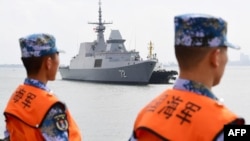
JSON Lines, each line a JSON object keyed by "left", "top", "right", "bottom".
{"left": 59, "top": 1, "right": 156, "bottom": 84}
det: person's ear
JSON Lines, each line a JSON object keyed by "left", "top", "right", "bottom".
{"left": 46, "top": 57, "right": 52, "bottom": 70}
{"left": 210, "top": 48, "right": 221, "bottom": 67}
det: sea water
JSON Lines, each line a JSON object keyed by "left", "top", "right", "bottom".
{"left": 0, "top": 66, "right": 249, "bottom": 141}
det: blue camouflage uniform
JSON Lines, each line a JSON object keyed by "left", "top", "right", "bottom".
{"left": 4, "top": 78, "right": 69, "bottom": 141}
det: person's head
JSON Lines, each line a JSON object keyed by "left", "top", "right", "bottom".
{"left": 174, "top": 14, "right": 239, "bottom": 87}
{"left": 19, "top": 33, "right": 63, "bottom": 82}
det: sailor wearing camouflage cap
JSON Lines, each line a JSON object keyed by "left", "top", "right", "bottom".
{"left": 3, "top": 33, "right": 82, "bottom": 140}
{"left": 128, "top": 14, "right": 245, "bottom": 141}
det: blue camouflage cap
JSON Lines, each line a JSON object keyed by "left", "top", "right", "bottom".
{"left": 174, "top": 14, "right": 240, "bottom": 49}
{"left": 19, "top": 33, "right": 64, "bottom": 58}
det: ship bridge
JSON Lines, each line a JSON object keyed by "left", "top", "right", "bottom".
{"left": 106, "top": 30, "right": 126, "bottom": 53}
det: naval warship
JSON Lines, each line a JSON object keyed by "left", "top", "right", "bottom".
{"left": 59, "top": 1, "right": 157, "bottom": 84}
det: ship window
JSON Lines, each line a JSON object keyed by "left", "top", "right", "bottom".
{"left": 94, "top": 59, "right": 102, "bottom": 67}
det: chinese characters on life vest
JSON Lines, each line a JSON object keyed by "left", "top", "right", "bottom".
{"left": 146, "top": 93, "right": 201, "bottom": 125}
{"left": 13, "top": 88, "right": 36, "bottom": 109}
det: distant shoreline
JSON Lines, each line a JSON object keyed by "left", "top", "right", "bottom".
{"left": 0, "top": 63, "right": 250, "bottom": 68}
{"left": 0, "top": 64, "right": 23, "bottom": 68}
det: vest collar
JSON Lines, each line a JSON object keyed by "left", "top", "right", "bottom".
{"left": 24, "top": 78, "right": 50, "bottom": 92}
{"left": 173, "top": 78, "right": 218, "bottom": 100}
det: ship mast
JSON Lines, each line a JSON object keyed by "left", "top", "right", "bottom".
{"left": 147, "top": 41, "right": 158, "bottom": 61}
{"left": 88, "top": 0, "right": 112, "bottom": 45}
{"left": 147, "top": 41, "right": 154, "bottom": 59}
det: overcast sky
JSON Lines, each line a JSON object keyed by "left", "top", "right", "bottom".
{"left": 1, "top": 0, "right": 249, "bottom": 65}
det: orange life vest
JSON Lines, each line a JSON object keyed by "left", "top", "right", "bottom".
{"left": 4, "top": 84, "right": 82, "bottom": 141}
{"left": 133, "top": 89, "right": 240, "bottom": 141}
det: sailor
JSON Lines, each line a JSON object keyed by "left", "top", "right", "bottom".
{"left": 128, "top": 14, "right": 245, "bottom": 141}
{"left": 3, "top": 33, "right": 82, "bottom": 140}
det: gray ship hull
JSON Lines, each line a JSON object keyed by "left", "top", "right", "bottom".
{"left": 59, "top": 3, "right": 157, "bottom": 85}
{"left": 59, "top": 61, "right": 156, "bottom": 84}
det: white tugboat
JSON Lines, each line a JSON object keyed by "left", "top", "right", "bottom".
{"left": 59, "top": 1, "right": 156, "bottom": 84}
